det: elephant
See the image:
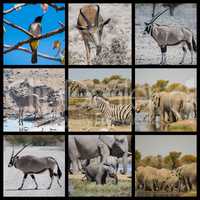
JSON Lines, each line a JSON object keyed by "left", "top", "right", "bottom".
{"left": 135, "top": 100, "right": 160, "bottom": 123}
{"left": 114, "top": 82, "right": 131, "bottom": 96}
{"left": 176, "top": 162, "right": 196, "bottom": 191}
{"left": 82, "top": 160, "right": 118, "bottom": 185}
{"left": 181, "top": 101, "right": 196, "bottom": 119}
{"left": 68, "top": 135, "right": 129, "bottom": 174}
{"left": 163, "top": 175, "right": 179, "bottom": 192}
{"left": 151, "top": 91, "right": 187, "bottom": 123}
{"left": 82, "top": 156, "right": 118, "bottom": 185}
{"left": 155, "top": 168, "right": 172, "bottom": 191}
{"left": 104, "top": 156, "right": 119, "bottom": 173}
{"left": 136, "top": 166, "right": 158, "bottom": 191}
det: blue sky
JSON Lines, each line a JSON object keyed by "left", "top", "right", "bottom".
{"left": 135, "top": 69, "right": 196, "bottom": 88}
{"left": 69, "top": 68, "right": 132, "bottom": 80}
{"left": 3, "top": 3, "right": 65, "bottom": 65}
{"left": 136, "top": 135, "right": 196, "bottom": 157}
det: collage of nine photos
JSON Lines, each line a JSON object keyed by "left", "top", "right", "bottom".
{"left": 1, "top": 2, "right": 199, "bottom": 198}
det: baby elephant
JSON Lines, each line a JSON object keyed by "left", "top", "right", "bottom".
{"left": 83, "top": 161, "right": 118, "bottom": 185}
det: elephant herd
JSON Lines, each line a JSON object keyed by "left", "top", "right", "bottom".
{"left": 135, "top": 162, "right": 196, "bottom": 192}
{"left": 68, "top": 79, "right": 131, "bottom": 97}
{"left": 136, "top": 91, "right": 196, "bottom": 123}
{"left": 68, "top": 135, "right": 132, "bottom": 185}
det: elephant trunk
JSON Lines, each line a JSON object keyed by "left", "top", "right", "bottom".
{"left": 120, "top": 153, "right": 128, "bottom": 175}
{"left": 114, "top": 174, "right": 118, "bottom": 184}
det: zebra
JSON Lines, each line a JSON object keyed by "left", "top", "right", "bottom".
{"left": 91, "top": 95, "right": 131, "bottom": 127}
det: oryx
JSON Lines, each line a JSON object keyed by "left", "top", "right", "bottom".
{"left": 144, "top": 8, "right": 197, "bottom": 65}
{"left": 8, "top": 143, "right": 62, "bottom": 190}
{"left": 77, "top": 5, "right": 111, "bottom": 65}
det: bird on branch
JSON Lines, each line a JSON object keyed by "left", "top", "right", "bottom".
{"left": 29, "top": 15, "right": 43, "bottom": 64}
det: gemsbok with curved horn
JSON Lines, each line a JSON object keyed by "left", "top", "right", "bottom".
{"left": 8, "top": 143, "right": 62, "bottom": 190}
{"left": 144, "top": 8, "right": 197, "bottom": 65}
{"left": 77, "top": 5, "right": 111, "bottom": 65}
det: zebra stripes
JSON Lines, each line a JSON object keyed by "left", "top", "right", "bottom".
{"left": 92, "top": 95, "right": 132, "bottom": 125}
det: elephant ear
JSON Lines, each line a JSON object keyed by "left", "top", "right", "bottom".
{"left": 99, "top": 135, "right": 115, "bottom": 149}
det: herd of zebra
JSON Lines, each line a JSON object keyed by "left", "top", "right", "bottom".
{"left": 69, "top": 80, "right": 132, "bottom": 128}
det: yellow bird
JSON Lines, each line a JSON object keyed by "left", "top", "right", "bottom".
{"left": 29, "top": 15, "right": 43, "bottom": 64}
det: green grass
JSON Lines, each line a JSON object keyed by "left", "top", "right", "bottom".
{"left": 181, "top": 191, "right": 197, "bottom": 197}
{"left": 69, "top": 98, "right": 89, "bottom": 106}
{"left": 69, "top": 179, "right": 132, "bottom": 197}
{"left": 168, "top": 124, "right": 194, "bottom": 132}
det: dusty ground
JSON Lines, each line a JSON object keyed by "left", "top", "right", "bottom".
{"left": 4, "top": 146, "right": 65, "bottom": 197}
{"left": 68, "top": 4, "right": 132, "bottom": 65}
{"left": 69, "top": 119, "right": 131, "bottom": 132}
{"left": 4, "top": 69, "right": 65, "bottom": 92}
{"left": 135, "top": 4, "right": 197, "bottom": 65}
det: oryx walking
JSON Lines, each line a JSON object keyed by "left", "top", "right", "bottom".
{"left": 77, "top": 5, "right": 111, "bottom": 65}
{"left": 8, "top": 144, "right": 62, "bottom": 190}
{"left": 144, "top": 8, "right": 197, "bottom": 65}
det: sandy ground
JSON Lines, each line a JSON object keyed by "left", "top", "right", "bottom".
{"left": 68, "top": 4, "right": 132, "bottom": 65}
{"left": 135, "top": 4, "right": 197, "bottom": 65}
{"left": 4, "top": 69, "right": 65, "bottom": 91}
{"left": 4, "top": 146, "right": 65, "bottom": 197}
{"left": 69, "top": 119, "right": 131, "bottom": 132}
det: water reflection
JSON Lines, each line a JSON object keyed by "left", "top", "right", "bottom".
{"left": 135, "top": 112, "right": 169, "bottom": 132}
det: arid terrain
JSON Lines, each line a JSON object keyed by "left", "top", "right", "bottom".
{"left": 135, "top": 4, "right": 197, "bottom": 65}
{"left": 68, "top": 4, "right": 132, "bottom": 65}
{"left": 3, "top": 69, "right": 65, "bottom": 132}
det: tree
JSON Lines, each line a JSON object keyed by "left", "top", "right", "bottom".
{"left": 164, "top": 151, "right": 182, "bottom": 169}
{"left": 167, "top": 83, "right": 188, "bottom": 92}
{"left": 135, "top": 150, "right": 141, "bottom": 169}
{"left": 152, "top": 80, "right": 169, "bottom": 92}
{"left": 180, "top": 155, "right": 196, "bottom": 165}
{"left": 93, "top": 79, "right": 100, "bottom": 84}
{"left": 3, "top": 3, "right": 65, "bottom": 64}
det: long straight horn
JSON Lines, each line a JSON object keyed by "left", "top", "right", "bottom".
{"left": 14, "top": 143, "right": 32, "bottom": 157}
{"left": 11, "top": 144, "right": 14, "bottom": 157}
{"left": 80, "top": 8, "right": 92, "bottom": 28}
{"left": 95, "top": 5, "right": 100, "bottom": 26}
{"left": 149, "top": 8, "right": 169, "bottom": 24}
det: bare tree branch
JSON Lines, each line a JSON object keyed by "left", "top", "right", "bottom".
{"left": 4, "top": 44, "right": 61, "bottom": 62}
{"left": 3, "top": 3, "right": 27, "bottom": 14}
{"left": 3, "top": 26, "right": 65, "bottom": 54}
{"left": 49, "top": 3, "right": 65, "bottom": 11}
{"left": 58, "top": 21, "right": 65, "bottom": 28}
{"left": 4, "top": 19, "right": 33, "bottom": 37}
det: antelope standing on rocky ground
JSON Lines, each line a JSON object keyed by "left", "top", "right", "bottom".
{"left": 77, "top": 5, "right": 111, "bottom": 65}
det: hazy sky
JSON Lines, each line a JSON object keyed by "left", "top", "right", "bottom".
{"left": 69, "top": 68, "right": 131, "bottom": 80}
{"left": 135, "top": 69, "right": 196, "bottom": 88}
{"left": 135, "top": 135, "right": 196, "bottom": 157}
